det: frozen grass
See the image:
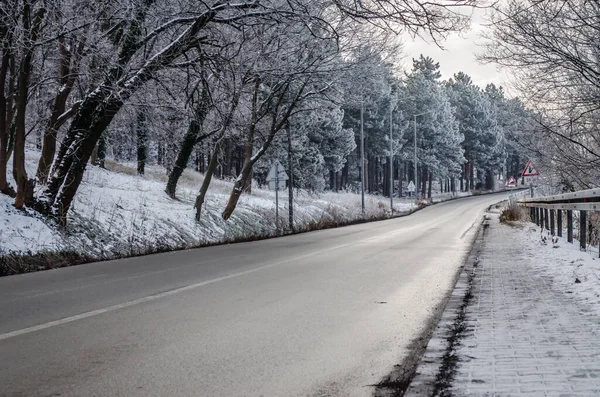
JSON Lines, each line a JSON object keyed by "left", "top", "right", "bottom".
{"left": 2, "top": 149, "right": 418, "bottom": 262}
{"left": 499, "top": 205, "right": 600, "bottom": 316}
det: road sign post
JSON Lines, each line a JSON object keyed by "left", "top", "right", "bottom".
{"left": 521, "top": 160, "right": 540, "bottom": 198}
{"left": 407, "top": 180, "right": 416, "bottom": 197}
{"left": 267, "top": 160, "right": 289, "bottom": 233}
{"left": 275, "top": 162, "right": 279, "bottom": 231}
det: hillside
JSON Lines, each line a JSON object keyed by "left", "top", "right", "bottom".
{"left": 1, "top": 150, "right": 421, "bottom": 267}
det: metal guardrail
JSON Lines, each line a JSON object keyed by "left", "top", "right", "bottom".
{"left": 518, "top": 188, "right": 600, "bottom": 253}
{"left": 508, "top": 189, "right": 530, "bottom": 205}
{"left": 520, "top": 187, "right": 600, "bottom": 211}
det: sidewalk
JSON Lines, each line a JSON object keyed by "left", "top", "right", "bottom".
{"left": 406, "top": 210, "right": 600, "bottom": 396}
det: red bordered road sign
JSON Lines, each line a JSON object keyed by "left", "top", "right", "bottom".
{"left": 521, "top": 160, "right": 540, "bottom": 177}
{"left": 507, "top": 176, "right": 517, "bottom": 186}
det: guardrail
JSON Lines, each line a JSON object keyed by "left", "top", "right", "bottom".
{"left": 519, "top": 188, "right": 600, "bottom": 253}
{"left": 508, "top": 189, "right": 530, "bottom": 205}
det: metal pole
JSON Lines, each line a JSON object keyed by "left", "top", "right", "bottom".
{"left": 287, "top": 125, "right": 294, "bottom": 232}
{"left": 414, "top": 114, "right": 418, "bottom": 201}
{"left": 530, "top": 180, "right": 534, "bottom": 198}
{"left": 275, "top": 162, "right": 279, "bottom": 232}
{"left": 557, "top": 210, "right": 563, "bottom": 237}
{"left": 550, "top": 209, "right": 555, "bottom": 236}
{"left": 360, "top": 102, "right": 365, "bottom": 213}
{"left": 540, "top": 208, "right": 544, "bottom": 230}
{"left": 544, "top": 208, "right": 549, "bottom": 230}
{"left": 389, "top": 103, "right": 393, "bottom": 212}
{"left": 580, "top": 210, "right": 587, "bottom": 251}
{"left": 567, "top": 210, "right": 573, "bottom": 243}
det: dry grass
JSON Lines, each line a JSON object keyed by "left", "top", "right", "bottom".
{"left": 104, "top": 160, "right": 138, "bottom": 176}
{"left": 499, "top": 202, "right": 525, "bottom": 225}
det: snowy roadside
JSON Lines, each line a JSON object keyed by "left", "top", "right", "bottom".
{"left": 1, "top": 149, "right": 421, "bottom": 274}
{"left": 2, "top": 150, "right": 513, "bottom": 276}
{"left": 521, "top": 220, "right": 600, "bottom": 315}
{"left": 405, "top": 205, "right": 600, "bottom": 396}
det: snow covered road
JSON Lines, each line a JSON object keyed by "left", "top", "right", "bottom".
{"left": 0, "top": 193, "right": 509, "bottom": 397}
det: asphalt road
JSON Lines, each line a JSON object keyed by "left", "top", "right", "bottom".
{"left": 0, "top": 193, "right": 508, "bottom": 397}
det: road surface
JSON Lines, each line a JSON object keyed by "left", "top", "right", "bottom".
{"left": 0, "top": 193, "right": 508, "bottom": 397}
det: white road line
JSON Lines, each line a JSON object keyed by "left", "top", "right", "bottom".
{"left": 0, "top": 242, "right": 352, "bottom": 342}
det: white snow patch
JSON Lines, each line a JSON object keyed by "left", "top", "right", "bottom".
{"left": 2, "top": 149, "right": 423, "bottom": 259}
{"left": 500, "top": 213, "right": 600, "bottom": 316}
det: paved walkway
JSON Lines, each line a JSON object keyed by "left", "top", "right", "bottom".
{"left": 406, "top": 213, "right": 600, "bottom": 396}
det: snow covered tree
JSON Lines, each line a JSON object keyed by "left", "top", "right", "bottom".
{"left": 401, "top": 55, "right": 463, "bottom": 197}
{"left": 446, "top": 72, "right": 503, "bottom": 191}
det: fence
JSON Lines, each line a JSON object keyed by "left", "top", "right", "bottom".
{"left": 519, "top": 188, "right": 600, "bottom": 255}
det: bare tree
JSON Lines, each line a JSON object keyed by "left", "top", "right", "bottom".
{"left": 13, "top": 0, "right": 45, "bottom": 208}
{"left": 36, "top": 34, "right": 86, "bottom": 183}
{"left": 0, "top": 1, "right": 16, "bottom": 196}
{"left": 482, "top": 0, "right": 600, "bottom": 187}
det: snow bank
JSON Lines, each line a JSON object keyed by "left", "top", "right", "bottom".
{"left": 2, "top": 150, "right": 419, "bottom": 259}
{"left": 502, "top": 215, "right": 600, "bottom": 316}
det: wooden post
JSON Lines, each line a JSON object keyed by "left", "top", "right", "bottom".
{"left": 557, "top": 210, "right": 563, "bottom": 237}
{"left": 580, "top": 210, "right": 587, "bottom": 251}
{"left": 540, "top": 208, "right": 544, "bottom": 229}
{"left": 550, "top": 209, "right": 555, "bottom": 236}
{"left": 567, "top": 210, "right": 573, "bottom": 243}
{"left": 544, "top": 208, "right": 549, "bottom": 231}
{"left": 536, "top": 208, "right": 540, "bottom": 226}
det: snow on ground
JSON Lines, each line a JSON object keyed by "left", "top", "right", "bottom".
{"left": 504, "top": 213, "right": 600, "bottom": 316}
{"left": 0, "top": 194, "right": 61, "bottom": 254}
{"left": 3, "top": 149, "right": 424, "bottom": 258}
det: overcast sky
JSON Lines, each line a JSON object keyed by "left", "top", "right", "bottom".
{"left": 401, "top": 6, "right": 513, "bottom": 92}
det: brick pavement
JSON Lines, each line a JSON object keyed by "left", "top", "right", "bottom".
{"left": 406, "top": 213, "right": 600, "bottom": 396}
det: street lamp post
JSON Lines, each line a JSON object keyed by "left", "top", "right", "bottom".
{"left": 360, "top": 101, "right": 365, "bottom": 213}
{"left": 389, "top": 103, "right": 393, "bottom": 212}
{"left": 413, "top": 111, "right": 433, "bottom": 201}
{"left": 388, "top": 96, "right": 413, "bottom": 213}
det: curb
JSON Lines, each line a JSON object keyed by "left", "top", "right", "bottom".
{"left": 403, "top": 214, "right": 492, "bottom": 396}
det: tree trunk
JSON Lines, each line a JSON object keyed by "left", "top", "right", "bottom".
{"left": 13, "top": 3, "right": 45, "bottom": 208}
{"left": 222, "top": 77, "right": 261, "bottom": 221}
{"left": 42, "top": 92, "right": 123, "bottom": 225}
{"left": 469, "top": 162, "right": 475, "bottom": 191}
{"left": 194, "top": 141, "right": 221, "bottom": 221}
{"left": 341, "top": 161, "right": 348, "bottom": 189}
{"left": 427, "top": 170, "right": 432, "bottom": 199}
{"left": 0, "top": 33, "right": 15, "bottom": 196}
{"left": 136, "top": 110, "right": 147, "bottom": 175}
{"left": 36, "top": 36, "right": 84, "bottom": 184}
{"left": 485, "top": 169, "right": 494, "bottom": 190}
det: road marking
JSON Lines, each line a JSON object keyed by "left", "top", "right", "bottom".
{"left": 0, "top": 242, "right": 352, "bottom": 342}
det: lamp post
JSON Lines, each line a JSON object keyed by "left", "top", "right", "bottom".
{"left": 389, "top": 103, "right": 393, "bottom": 211}
{"left": 360, "top": 101, "right": 365, "bottom": 213}
{"left": 413, "top": 111, "right": 433, "bottom": 201}
{"left": 388, "top": 96, "right": 413, "bottom": 213}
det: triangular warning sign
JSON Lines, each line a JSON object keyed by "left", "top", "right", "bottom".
{"left": 507, "top": 176, "right": 517, "bottom": 186}
{"left": 521, "top": 160, "right": 540, "bottom": 177}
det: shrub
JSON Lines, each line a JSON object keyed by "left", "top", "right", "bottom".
{"left": 499, "top": 202, "right": 524, "bottom": 224}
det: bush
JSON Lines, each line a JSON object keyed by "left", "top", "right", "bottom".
{"left": 499, "top": 202, "right": 524, "bottom": 224}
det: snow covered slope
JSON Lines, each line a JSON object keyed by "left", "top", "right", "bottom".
{"left": 1, "top": 150, "right": 416, "bottom": 260}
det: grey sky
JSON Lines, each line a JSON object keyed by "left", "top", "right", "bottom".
{"left": 401, "top": 6, "right": 513, "bottom": 91}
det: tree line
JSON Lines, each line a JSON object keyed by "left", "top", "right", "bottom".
{"left": 1, "top": 0, "right": 535, "bottom": 228}
{"left": 482, "top": 0, "right": 600, "bottom": 191}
